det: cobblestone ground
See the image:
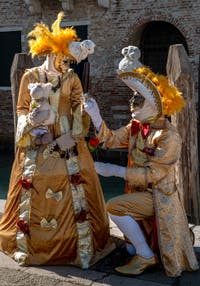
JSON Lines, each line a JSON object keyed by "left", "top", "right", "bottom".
{"left": 1, "top": 243, "right": 200, "bottom": 286}
{"left": 0, "top": 268, "right": 81, "bottom": 286}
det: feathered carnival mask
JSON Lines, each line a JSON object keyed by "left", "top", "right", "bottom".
{"left": 118, "top": 46, "right": 185, "bottom": 117}
{"left": 28, "top": 12, "right": 95, "bottom": 63}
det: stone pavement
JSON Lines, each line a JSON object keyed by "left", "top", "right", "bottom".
{"left": 0, "top": 199, "right": 200, "bottom": 286}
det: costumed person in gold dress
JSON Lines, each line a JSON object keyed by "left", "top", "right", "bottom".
{"left": 84, "top": 46, "right": 199, "bottom": 276}
{"left": 0, "top": 12, "right": 114, "bottom": 267}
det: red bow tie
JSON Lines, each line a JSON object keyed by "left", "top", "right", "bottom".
{"left": 131, "top": 119, "right": 150, "bottom": 139}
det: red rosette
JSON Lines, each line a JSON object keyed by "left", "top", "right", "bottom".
{"left": 19, "top": 178, "right": 33, "bottom": 190}
{"left": 75, "top": 209, "right": 89, "bottom": 223}
{"left": 70, "top": 173, "right": 85, "bottom": 186}
{"left": 17, "top": 219, "right": 29, "bottom": 234}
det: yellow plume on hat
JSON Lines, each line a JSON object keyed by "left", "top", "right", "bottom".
{"left": 28, "top": 12, "right": 79, "bottom": 59}
{"left": 134, "top": 66, "right": 185, "bottom": 116}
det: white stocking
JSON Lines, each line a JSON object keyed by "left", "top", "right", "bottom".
{"left": 126, "top": 243, "right": 136, "bottom": 255}
{"left": 109, "top": 213, "right": 154, "bottom": 258}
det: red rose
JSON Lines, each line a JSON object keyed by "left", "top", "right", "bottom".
{"left": 17, "top": 219, "right": 29, "bottom": 234}
{"left": 19, "top": 178, "right": 33, "bottom": 190}
{"left": 75, "top": 209, "right": 89, "bottom": 223}
{"left": 89, "top": 138, "right": 100, "bottom": 147}
{"left": 70, "top": 173, "right": 85, "bottom": 186}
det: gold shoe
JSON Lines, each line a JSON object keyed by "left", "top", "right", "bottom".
{"left": 115, "top": 254, "right": 157, "bottom": 275}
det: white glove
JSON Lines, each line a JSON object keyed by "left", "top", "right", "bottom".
{"left": 83, "top": 97, "right": 102, "bottom": 131}
{"left": 94, "top": 162, "right": 126, "bottom": 179}
{"left": 56, "top": 132, "right": 76, "bottom": 151}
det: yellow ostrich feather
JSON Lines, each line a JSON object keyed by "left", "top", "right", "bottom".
{"left": 135, "top": 67, "right": 185, "bottom": 115}
{"left": 28, "top": 12, "right": 79, "bottom": 59}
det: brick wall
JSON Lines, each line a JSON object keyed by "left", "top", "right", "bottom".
{"left": 0, "top": 0, "right": 200, "bottom": 150}
{"left": 0, "top": 89, "right": 14, "bottom": 151}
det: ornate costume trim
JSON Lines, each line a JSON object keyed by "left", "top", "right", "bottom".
{"left": 66, "top": 148, "right": 93, "bottom": 268}
{"left": 60, "top": 115, "right": 71, "bottom": 134}
{"left": 14, "top": 150, "right": 37, "bottom": 265}
{"left": 16, "top": 114, "right": 33, "bottom": 147}
{"left": 72, "top": 105, "right": 83, "bottom": 138}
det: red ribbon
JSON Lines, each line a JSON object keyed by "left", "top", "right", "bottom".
{"left": 131, "top": 120, "right": 150, "bottom": 139}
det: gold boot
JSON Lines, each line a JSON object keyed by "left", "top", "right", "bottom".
{"left": 115, "top": 254, "right": 157, "bottom": 275}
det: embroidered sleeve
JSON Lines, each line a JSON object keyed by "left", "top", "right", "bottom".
{"left": 15, "top": 71, "right": 37, "bottom": 146}
{"left": 97, "top": 121, "right": 130, "bottom": 149}
{"left": 70, "top": 73, "right": 83, "bottom": 111}
{"left": 69, "top": 73, "right": 85, "bottom": 138}
{"left": 17, "top": 70, "right": 37, "bottom": 116}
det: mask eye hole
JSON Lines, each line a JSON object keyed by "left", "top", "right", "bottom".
{"left": 129, "top": 92, "right": 145, "bottom": 109}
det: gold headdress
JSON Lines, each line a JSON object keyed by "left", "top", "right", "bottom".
{"left": 118, "top": 46, "right": 185, "bottom": 117}
{"left": 28, "top": 12, "right": 79, "bottom": 60}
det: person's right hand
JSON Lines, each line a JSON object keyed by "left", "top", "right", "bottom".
{"left": 28, "top": 109, "right": 50, "bottom": 127}
{"left": 83, "top": 97, "right": 102, "bottom": 131}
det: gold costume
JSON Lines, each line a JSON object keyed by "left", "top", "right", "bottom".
{"left": 98, "top": 118, "right": 199, "bottom": 277}
{"left": 0, "top": 66, "right": 114, "bottom": 267}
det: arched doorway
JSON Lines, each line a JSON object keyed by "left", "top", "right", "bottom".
{"left": 140, "top": 21, "right": 188, "bottom": 74}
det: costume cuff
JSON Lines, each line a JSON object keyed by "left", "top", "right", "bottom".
{"left": 125, "top": 167, "right": 147, "bottom": 188}
{"left": 96, "top": 121, "right": 109, "bottom": 144}
{"left": 15, "top": 114, "right": 33, "bottom": 146}
{"left": 72, "top": 105, "right": 83, "bottom": 138}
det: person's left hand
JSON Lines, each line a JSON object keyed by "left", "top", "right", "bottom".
{"left": 94, "top": 162, "right": 126, "bottom": 179}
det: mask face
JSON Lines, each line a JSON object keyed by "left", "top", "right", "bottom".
{"left": 54, "top": 54, "right": 70, "bottom": 73}
{"left": 129, "top": 91, "right": 145, "bottom": 114}
{"left": 130, "top": 91, "right": 158, "bottom": 122}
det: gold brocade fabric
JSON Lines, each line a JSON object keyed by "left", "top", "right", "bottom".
{"left": 0, "top": 66, "right": 114, "bottom": 267}
{"left": 98, "top": 118, "right": 199, "bottom": 277}
{"left": 14, "top": 149, "right": 37, "bottom": 265}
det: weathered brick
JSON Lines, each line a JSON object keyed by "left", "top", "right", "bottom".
{"left": 0, "top": 0, "right": 199, "bottom": 149}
